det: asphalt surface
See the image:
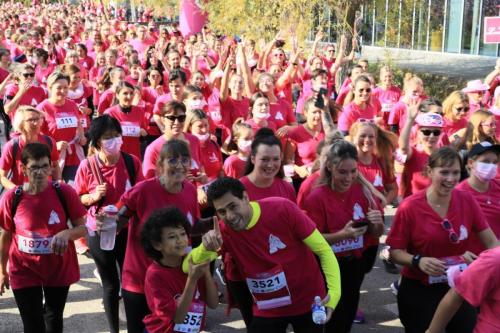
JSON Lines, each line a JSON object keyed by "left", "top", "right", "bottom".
{"left": 0, "top": 206, "right": 404, "bottom": 333}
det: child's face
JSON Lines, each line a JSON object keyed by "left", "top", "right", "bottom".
{"left": 154, "top": 226, "right": 189, "bottom": 258}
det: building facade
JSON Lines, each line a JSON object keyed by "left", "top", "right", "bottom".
{"left": 358, "top": 0, "right": 499, "bottom": 57}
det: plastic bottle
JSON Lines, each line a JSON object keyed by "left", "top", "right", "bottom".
{"left": 100, "top": 205, "right": 118, "bottom": 250}
{"left": 312, "top": 295, "right": 326, "bottom": 324}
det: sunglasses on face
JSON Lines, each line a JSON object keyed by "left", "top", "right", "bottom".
{"left": 22, "top": 72, "right": 35, "bottom": 78}
{"left": 454, "top": 107, "right": 469, "bottom": 113}
{"left": 441, "top": 219, "right": 459, "bottom": 244}
{"left": 357, "top": 88, "right": 372, "bottom": 93}
{"left": 166, "top": 156, "right": 190, "bottom": 167}
{"left": 163, "top": 114, "right": 186, "bottom": 122}
{"left": 358, "top": 118, "right": 375, "bottom": 124}
{"left": 420, "top": 129, "right": 441, "bottom": 136}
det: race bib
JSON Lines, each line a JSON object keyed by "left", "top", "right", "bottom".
{"left": 246, "top": 268, "right": 291, "bottom": 310}
{"left": 331, "top": 236, "right": 363, "bottom": 253}
{"left": 121, "top": 122, "right": 140, "bottom": 137}
{"left": 381, "top": 103, "right": 394, "bottom": 113}
{"left": 173, "top": 301, "right": 204, "bottom": 333}
{"left": 79, "top": 118, "right": 88, "bottom": 128}
{"left": 18, "top": 235, "right": 52, "bottom": 254}
{"left": 429, "top": 256, "right": 467, "bottom": 284}
{"left": 210, "top": 110, "right": 222, "bottom": 122}
{"left": 55, "top": 115, "right": 78, "bottom": 129}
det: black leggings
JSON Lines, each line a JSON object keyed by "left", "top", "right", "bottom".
{"left": 13, "top": 285, "right": 70, "bottom": 333}
{"left": 326, "top": 256, "right": 365, "bottom": 333}
{"left": 122, "top": 289, "right": 150, "bottom": 333}
{"left": 226, "top": 279, "right": 254, "bottom": 327}
{"left": 87, "top": 229, "right": 128, "bottom": 333}
{"left": 249, "top": 312, "right": 323, "bottom": 333}
{"left": 398, "top": 276, "right": 476, "bottom": 333}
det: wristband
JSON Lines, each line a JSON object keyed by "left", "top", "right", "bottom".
{"left": 412, "top": 254, "right": 422, "bottom": 270}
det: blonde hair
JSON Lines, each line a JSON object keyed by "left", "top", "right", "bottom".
{"left": 442, "top": 91, "right": 469, "bottom": 121}
{"left": 225, "top": 118, "right": 252, "bottom": 153}
{"left": 465, "top": 110, "right": 499, "bottom": 150}
{"left": 403, "top": 73, "right": 423, "bottom": 92}
{"left": 12, "top": 106, "right": 45, "bottom": 133}
{"left": 183, "top": 109, "right": 208, "bottom": 133}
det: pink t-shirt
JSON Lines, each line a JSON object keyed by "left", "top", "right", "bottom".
{"left": 338, "top": 102, "right": 377, "bottom": 132}
{"left": 120, "top": 178, "right": 199, "bottom": 293}
{"left": 386, "top": 189, "right": 489, "bottom": 284}
{"left": 286, "top": 125, "right": 324, "bottom": 167}
{"left": 387, "top": 100, "right": 408, "bottom": 132}
{"left": 35, "top": 63, "right": 56, "bottom": 86}
{"left": 4, "top": 84, "right": 47, "bottom": 120}
{"left": 199, "top": 139, "right": 222, "bottom": 181}
{"left": 372, "top": 85, "right": 401, "bottom": 126}
{"left": 104, "top": 105, "right": 149, "bottom": 158}
{"left": 297, "top": 170, "right": 321, "bottom": 209}
{"left": 152, "top": 93, "right": 172, "bottom": 115}
{"left": 454, "top": 247, "right": 500, "bottom": 333}
{"left": 245, "top": 118, "right": 277, "bottom": 135}
{"left": 97, "top": 88, "right": 115, "bottom": 115}
{"left": 0, "top": 183, "right": 87, "bottom": 289}
{"left": 73, "top": 154, "right": 144, "bottom": 231}
{"left": 240, "top": 176, "right": 296, "bottom": 203}
{"left": 142, "top": 134, "right": 202, "bottom": 179}
{"left": 269, "top": 98, "right": 295, "bottom": 129}
{"left": 443, "top": 117, "right": 468, "bottom": 141}
{"left": 219, "top": 197, "right": 326, "bottom": 317}
{"left": 223, "top": 154, "right": 247, "bottom": 179}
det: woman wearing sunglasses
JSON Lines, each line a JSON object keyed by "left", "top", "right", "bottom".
{"left": 386, "top": 146, "right": 498, "bottom": 333}
{"left": 4, "top": 63, "right": 47, "bottom": 120}
{"left": 338, "top": 75, "right": 378, "bottom": 136}
{"left": 442, "top": 91, "right": 470, "bottom": 146}
{"left": 398, "top": 102, "right": 443, "bottom": 198}
{"left": 143, "top": 100, "right": 204, "bottom": 182}
{"left": 115, "top": 139, "right": 200, "bottom": 333}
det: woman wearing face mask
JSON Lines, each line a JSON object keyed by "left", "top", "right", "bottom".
{"left": 338, "top": 75, "right": 378, "bottom": 136}
{"left": 223, "top": 120, "right": 254, "bottom": 179}
{"left": 38, "top": 71, "right": 86, "bottom": 183}
{"left": 386, "top": 147, "right": 498, "bottom": 333}
{"left": 398, "top": 102, "right": 443, "bottom": 198}
{"left": 4, "top": 63, "right": 47, "bottom": 120}
{"left": 115, "top": 139, "right": 200, "bottom": 333}
{"left": 303, "top": 140, "right": 384, "bottom": 333}
{"left": 442, "top": 91, "right": 470, "bottom": 145}
{"left": 104, "top": 81, "right": 148, "bottom": 159}
{"left": 143, "top": 101, "right": 203, "bottom": 181}
{"left": 456, "top": 142, "right": 500, "bottom": 250}
{"left": 388, "top": 73, "right": 425, "bottom": 134}
{"left": 245, "top": 92, "right": 277, "bottom": 133}
{"left": 74, "top": 115, "right": 144, "bottom": 333}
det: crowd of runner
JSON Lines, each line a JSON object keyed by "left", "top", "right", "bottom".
{"left": 0, "top": 1, "right": 499, "bottom": 333}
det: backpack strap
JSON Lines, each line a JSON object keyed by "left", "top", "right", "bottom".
{"left": 11, "top": 185, "right": 23, "bottom": 218}
{"left": 87, "top": 155, "right": 106, "bottom": 212}
{"left": 52, "top": 181, "right": 70, "bottom": 223}
{"left": 121, "top": 152, "right": 136, "bottom": 186}
{"left": 42, "top": 135, "right": 53, "bottom": 152}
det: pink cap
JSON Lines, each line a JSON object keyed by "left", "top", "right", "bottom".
{"left": 415, "top": 113, "right": 444, "bottom": 128}
{"left": 462, "top": 79, "right": 489, "bottom": 93}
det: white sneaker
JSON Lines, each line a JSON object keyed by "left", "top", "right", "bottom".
{"left": 93, "top": 268, "right": 102, "bottom": 283}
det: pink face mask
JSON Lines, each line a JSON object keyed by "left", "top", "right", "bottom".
{"left": 474, "top": 162, "right": 498, "bottom": 182}
{"left": 101, "top": 136, "right": 122, "bottom": 155}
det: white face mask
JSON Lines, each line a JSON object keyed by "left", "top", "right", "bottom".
{"left": 101, "top": 136, "right": 123, "bottom": 155}
{"left": 237, "top": 139, "right": 252, "bottom": 153}
{"left": 188, "top": 99, "right": 206, "bottom": 109}
{"left": 255, "top": 112, "right": 271, "bottom": 120}
{"left": 193, "top": 133, "right": 209, "bottom": 142}
{"left": 474, "top": 161, "right": 498, "bottom": 182}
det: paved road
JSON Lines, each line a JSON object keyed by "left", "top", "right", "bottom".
{"left": 0, "top": 207, "right": 403, "bottom": 333}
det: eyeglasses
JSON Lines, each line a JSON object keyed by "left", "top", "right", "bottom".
{"left": 22, "top": 72, "right": 35, "bottom": 78}
{"left": 481, "top": 122, "right": 496, "bottom": 128}
{"left": 420, "top": 129, "right": 442, "bottom": 137}
{"left": 441, "top": 219, "right": 459, "bottom": 244}
{"left": 166, "top": 156, "right": 190, "bottom": 167}
{"left": 454, "top": 106, "right": 469, "bottom": 113}
{"left": 162, "top": 114, "right": 186, "bottom": 122}
{"left": 25, "top": 117, "right": 41, "bottom": 123}
{"left": 357, "top": 88, "right": 372, "bottom": 93}
{"left": 27, "top": 163, "right": 50, "bottom": 173}
{"left": 358, "top": 118, "right": 375, "bottom": 124}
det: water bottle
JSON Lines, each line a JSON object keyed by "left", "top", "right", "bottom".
{"left": 100, "top": 205, "right": 118, "bottom": 250}
{"left": 312, "top": 295, "right": 326, "bottom": 324}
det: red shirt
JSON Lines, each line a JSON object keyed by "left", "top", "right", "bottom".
{"left": 152, "top": 93, "right": 173, "bottom": 115}
{"left": 220, "top": 96, "right": 249, "bottom": 128}
{"left": 219, "top": 198, "right": 326, "bottom": 317}
{"left": 142, "top": 134, "right": 202, "bottom": 179}
{"left": 454, "top": 247, "right": 500, "bottom": 333}
{"left": 297, "top": 170, "right": 321, "bottom": 209}
{"left": 104, "top": 105, "right": 149, "bottom": 158}
{"left": 97, "top": 88, "right": 115, "bottom": 115}
{"left": 73, "top": 154, "right": 144, "bottom": 231}
{"left": 443, "top": 117, "right": 468, "bottom": 141}
{"left": 372, "top": 85, "right": 401, "bottom": 127}
{"left": 0, "top": 183, "right": 87, "bottom": 289}
{"left": 143, "top": 261, "right": 208, "bottom": 333}
{"left": 357, "top": 156, "right": 395, "bottom": 194}
{"left": 303, "top": 183, "right": 379, "bottom": 258}
{"left": 388, "top": 100, "right": 408, "bottom": 132}
{"left": 39, "top": 99, "right": 84, "bottom": 167}
{"left": 286, "top": 126, "right": 324, "bottom": 167}
{"left": 338, "top": 102, "right": 377, "bottom": 132}
{"left": 35, "top": 63, "right": 56, "bottom": 86}
{"left": 240, "top": 176, "right": 296, "bottom": 203}
{"left": 0, "top": 135, "right": 59, "bottom": 185}
{"left": 223, "top": 155, "right": 247, "bottom": 179}
{"left": 4, "top": 84, "right": 47, "bottom": 120}
{"left": 199, "top": 139, "right": 222, "bottom": 181}
{"left": 245, "top": 118, "right": 277, "bottom": 135}
{"left": 269, "top": 98, "right": 294, "bottom": 129}
{"left": 401, "top": 148, "right": 430, "bottom": 197}
{"left": 120, "top": 178, "right": 200, "bottom": 293}
{"left": 386, "top": 189, "right": 489, "bottom": 284}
